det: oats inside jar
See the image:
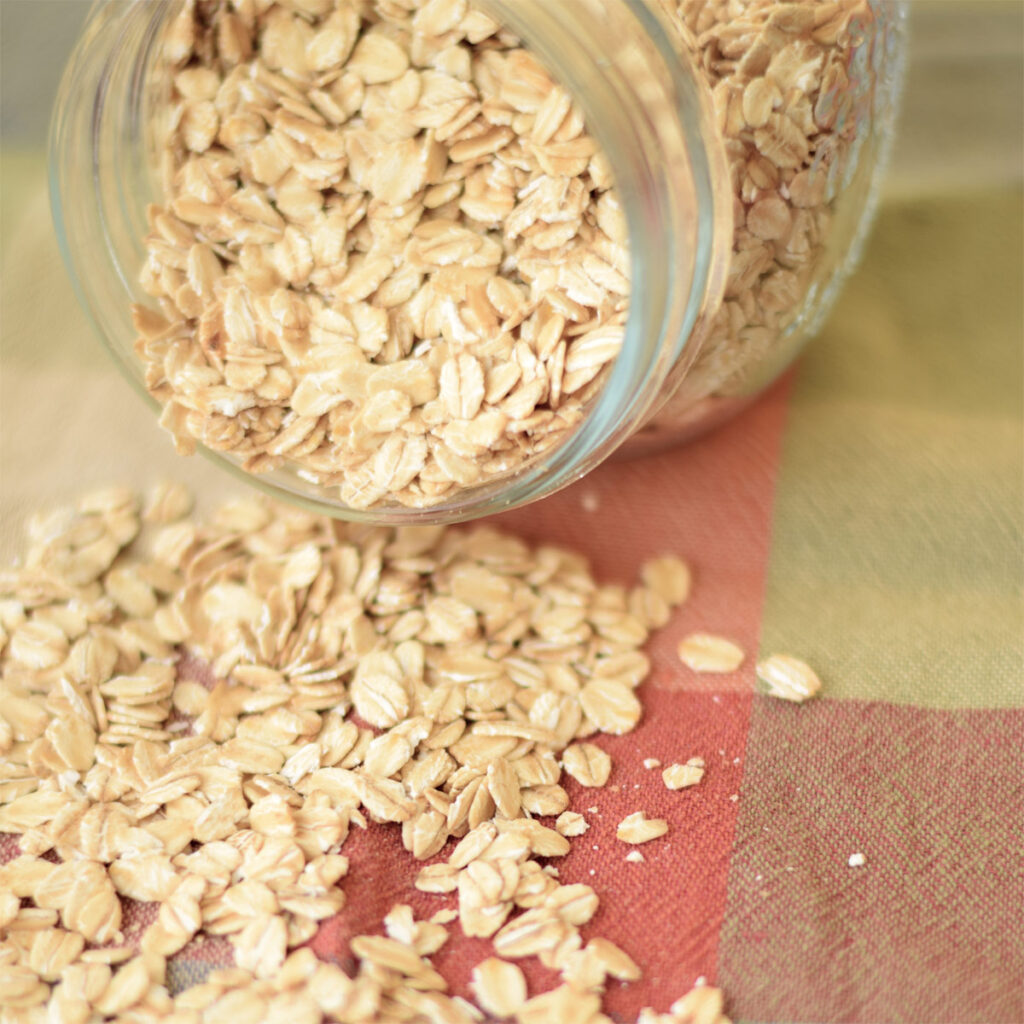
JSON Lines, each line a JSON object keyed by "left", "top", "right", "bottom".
{"left": 133, "top": 0, "right": 892, "bottom": 511}
{"left": 135, "top": 0, "right": 629, "bottom": 511}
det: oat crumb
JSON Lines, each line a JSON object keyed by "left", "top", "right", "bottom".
{"left": 555, "top": 811, "right": 589, "bottom": 838}
{"left": 616, "top": 811, "right": 669, "bottom": 845}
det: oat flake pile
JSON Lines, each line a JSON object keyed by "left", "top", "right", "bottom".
{"left": 133, "top": 0, "right": 881, "bottom": 510}
{"left": 0, "top": 483, "right": 752, "bottom": 1023}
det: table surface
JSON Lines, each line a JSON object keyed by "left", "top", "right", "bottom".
{"left": 1, "top": 4, "right": 1021, "bottom": 1023}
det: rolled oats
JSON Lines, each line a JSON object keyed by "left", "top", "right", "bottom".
{"left": 0, "top": 485, "right": 732, "bottom": 1023}
{"left": 134, "top": 1, "right": 629, "bottom": 509}
{"left": 676, "top": 633, "right": 745, "bottom": 674}
{"left": 640, "top": 0, "right": 890, "bottom": 435}
{"left": 616, "top": 812, "right": 670, "bottom": 845}
{"left": 662, "top": 757, "right": 707, "bottom": 791}
{"left": 555, "top": 811, "right": 589, "bottom": 838}
{"left": 641, "top": 555, "right": 693, "bottom": 607}
{"left": 579, "top": 677, "right": 643, "bottom": 735}
{"left": 561, "top": 743, "right": 613, "bottom": 788}
{"left": 471, "top": 956, "right": 528, "bottom": 1018}
{"left": 756, "top": 654, "right": 822, "bottom": 702}
{"left": 129, "top": 0, "right": 881, "bottom": 515}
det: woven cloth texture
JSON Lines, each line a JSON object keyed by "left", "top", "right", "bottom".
{"left": 1, "top": 149, "right": 1021, "bottom": 1023}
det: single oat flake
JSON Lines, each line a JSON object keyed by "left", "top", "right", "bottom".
{"left": 662, "top": 757, "right": 706, "bottom": 791}
{"left": 470, "top": 957, "right": 528, "bottom": 1018}
{"left": 556, "top": 811, "right": 590, "bottom": 838}
{"left": 677, "top": 633, "right": 745, "bottom": 673}
{"left": 641, "top": 555, "right": 692, "bottom": 607}
{"left": 756, "top": 654, "right": 823, "bottom": 703}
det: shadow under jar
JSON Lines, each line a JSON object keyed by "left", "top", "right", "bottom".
{"left": 50, "top": 0, "right": 906, "bottom": 523}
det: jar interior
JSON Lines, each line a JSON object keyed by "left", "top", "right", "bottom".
{"left": 51, "top": 0, "right": 719, "bottom": 523}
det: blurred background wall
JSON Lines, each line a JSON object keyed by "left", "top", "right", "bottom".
{"left": 886, "top": 1, "right": 1023, "bottom": 196}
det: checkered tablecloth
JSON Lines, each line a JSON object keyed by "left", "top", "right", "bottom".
{"left": 1, "top": 137, "right": 1021, "bottom": 1024}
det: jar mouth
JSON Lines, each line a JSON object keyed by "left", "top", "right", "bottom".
{"left": 49, "top": 0, "right": 721, "bottom": 524}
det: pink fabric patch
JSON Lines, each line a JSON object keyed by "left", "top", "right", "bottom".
{"left": 720, "top": 698, "right": 1024, "bottom": 1024}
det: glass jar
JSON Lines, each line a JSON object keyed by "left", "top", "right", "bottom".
{"left": 50, "top": 0, "right": 906, "bottom": 523}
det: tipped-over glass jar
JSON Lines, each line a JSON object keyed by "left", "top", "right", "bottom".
{"left": 50, "top": 0, "right": 906, "bottom": 523}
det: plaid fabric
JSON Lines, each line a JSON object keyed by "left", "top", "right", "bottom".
{"left": 1, "top": 149, "right": 1021, "bottom": 1022}
{"left": 713, "top": 190, "right": 1024, "bottom": 1023}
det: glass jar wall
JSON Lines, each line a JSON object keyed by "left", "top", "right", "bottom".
{"left": 50, "top": 0, "right": 905, "bottom": 521}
